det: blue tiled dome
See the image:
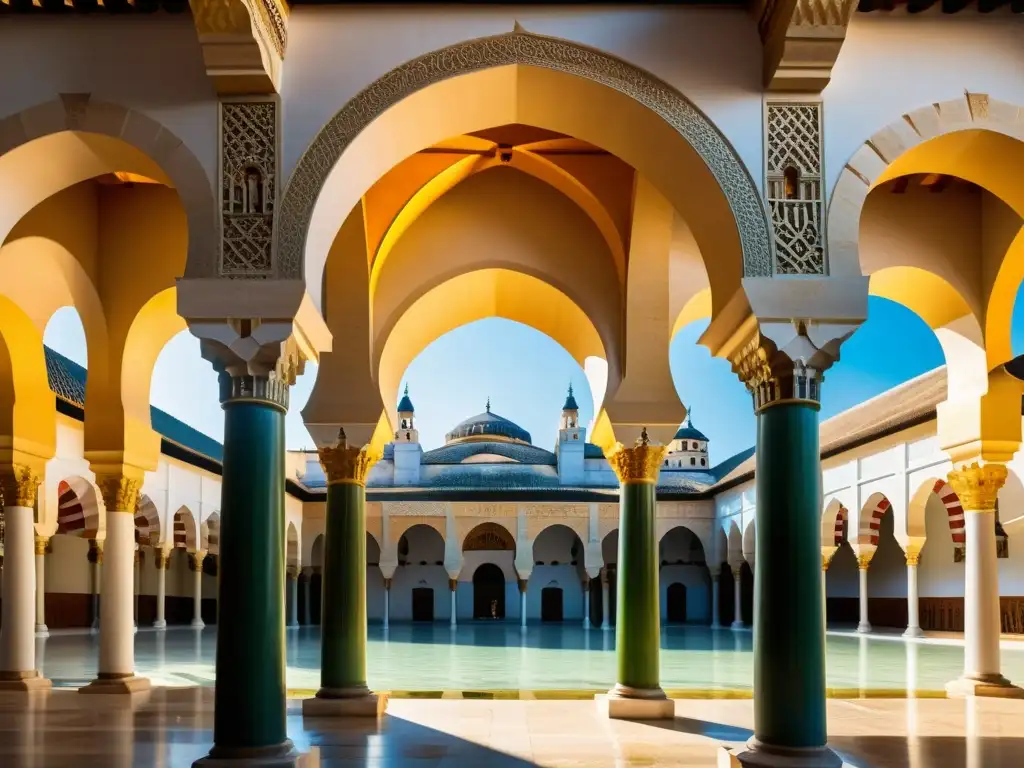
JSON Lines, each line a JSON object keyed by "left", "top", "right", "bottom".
{"left": 673, "top": 424, "right": 708, "bottom": 442}
{"left": 397, "top": 383, "right": 414, "bottom": 413}
{"left": 445, "top": 401, "right": 532, "bottom": 445}
{"left": 562, "top": 383, "right": 579, "bottom": 412}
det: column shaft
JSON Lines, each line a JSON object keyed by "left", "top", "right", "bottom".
{"left": 98, "top": 511, "right": 137, "bottom": 677}
{"left": 154, "top": 553, "right": 167, "bottom": 629}
{"left": 601, "top": 575, "right": 610, "bottom": 630}
{"left": 288, "top": 576, "right": 299, "bottom": 628}
{"left": 35, "top": 538, "right": 48, "bottom": 637}
{"left": 857, "top": 562, "right": 872, "bottom": 633}
{"left": 582, "top": 581, "right": 591, "bottom": 628}
{"left": 710, "top": 571, "right": 720, "bottom": 628}
{"left": 319, "top": 483, "right": 369, "bottom": 695}
{"left": 192, "top": 554, "right": 205, "bottom": 628}
{"left": 520, "top": 581, "right": 528, "bottom": 629}
{"left": 450, "top": 582, "right": 457, "bottom": 627}
{"left": 614, "top": 482, "right": 660, "bottom": 694}
{"left": 964, "top": 512, "right": 1000, "bottom": 679}
{"left": 732, "top": 571, "right": 743, "bottom": 629}
{"left": 210, "top": 399, "right": 289, "bottom": 755}
{"left": 751, "top": 402, "right": 828, "bottom": 752}
{"left": 904, "top": 558, "right": 922, "bottom": 638}
{"left": 303, "top": 574, "right": 312, "bottom": 626}
{"left": 0, "top": 506, "right": 47, "bottom": 687}
{"left": 382, "top": 581, "right": 390, "bottom": 630}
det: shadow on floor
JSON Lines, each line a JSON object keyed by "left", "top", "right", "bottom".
{"left": 830, "top": 735, "right": 1024, "bottom": 768}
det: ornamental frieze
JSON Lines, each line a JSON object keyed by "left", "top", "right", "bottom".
{"left": 382, "top": 501, "right": 448, "bottom": 517}
{"left": 521, "top": 504, "right": 587, "bottom": 518}
{"left": 452, "top": 502, "right": 517, "bottom": 518}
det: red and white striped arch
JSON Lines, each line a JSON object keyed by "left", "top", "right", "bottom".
{"left": 833, "top": 505, "right": 848, "bottom": 546}
{"left": 55, "top": 477, "right": 100, "bottom": 539}
{"left": 172, "top": 507, "right": 198, "bottom": 551}
{"left": 134, "top": 494, "right": 161, "bottom": 547}
{"left": 932, "top": 479, "right": 966, "bottom": 551}
{"left": 858, "top": 495, "right": 891, "bottom": 547}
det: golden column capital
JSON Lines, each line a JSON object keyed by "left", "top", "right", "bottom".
{"left": 821, "top": 554, "right": 831, "bottom": 571}
{"left": 35, "top": 536, "right": 50, "bottom": 556}
{"left": 88, "top": 540, "right": 104, "bottom": 565}
{"left": 95, "top": 474, "right": 142, "bottom": 514}
{"left": 906, "top": 551, "right": 921, "bottom": 567}
{"left": 383, "top": 578, "right": 392, "bottom": 591}
{"left": 603, "top": 428, "right": 668, "bottom": 484}
{"left": 448, "top": 578, "right": 458, "bottom": 592}
{"left": 189, "top": 551, "right": 208, "bottom": 571}
{"left": 154, "top": 549, "right": 170, "bottom": 570}
{"left": 0, "top": 464, "right": 40, "bottom": 508}
{"left": 947, "top": 462, "right": 1007, "bottom": 512}
{"left": 317, "top": 428, "right": 382, "bottom": 487}
{"left": 856, "top": 552, "right": 873, "bottom": 570}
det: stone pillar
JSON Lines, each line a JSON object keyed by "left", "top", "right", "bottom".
{"left": 190, "top": 551, "right": 206, "bottom": 629}
{"left": 597, "top": 430, "right": 673, "bottom": 719}
{"left": 382, "top": 578, "right": 391, "bottom": 631}
{"left": 709, "top": 566, "right": 721, "bottom": 629}
{"left": 904, "top": 550, "right": 923, "bottom": 639}
{"left": 946, "top": 463, "right": 1024, "bottom": 698}
{"left": 518, "top": 578, "right": 528, "bottom": 630}
{"left": 600, "top": 570, "right": 610, "bottom": 631}
{"left": 199, "top": 372, "right": 293, "bottom": 763}
{"left": 153, "top": 549, "right": 168, "bottom": 630}
{"left": 303, "top": 430, "right": 384, "bottom": 717}
{"left": 35, "top": 536, "right": 49, "bottom": 638}
{"left": 82, "top": 474, "right": 150, "bottom": 694}
{"left": 450, "top": 579, "right": 458, "bottom": 628}
{"left": 726, "top": 332, "right": 842, "bottom": 768}
{"left": 856, "top": 553, "right": 872, "bottom": 634}
{"left": 0, "top": 466, "right": 51, "bottom": 691}
{"left": 303, "top": 569, "right": 313, "bottom": 626}
{"left": 89, "top": 540, "right": 102, "bottom": 632}
{"left": 731, "top": 566, "right": 744, "bottom": 629}
{"left": 287, "top": 570, "right": 299, "bottom": 629}
{"left": 582, "top": 578, "right": 591, "bottom": 628}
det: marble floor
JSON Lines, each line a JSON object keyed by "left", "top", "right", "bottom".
{"left": 35, "top": 623, "right": 1024, "bottom": 695}
{"left": 1, "top": 686, "right": 1023, "bottom": 767}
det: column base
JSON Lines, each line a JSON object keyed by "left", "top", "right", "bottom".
{"left": 302, "top": 690, "right": 387, "bottom": 718}
{"left": 595, "top": 685, "right": 674, "bottom": 720}
{"left": 721, "top": 738, "right": 843, "bottom": 768}
{"left": 35, "top": 624, "right": 49, "bottom": 638}
{"left": 79, "top": 674, "right": 151, "bottom": 695}
{"left": 287, "top": 623, "right": 299, "bottom": 630}
{"left": 856, "top": 622, "right": 872, "bottom": 634}
{"left": 731, "top": 621, "right": 745, "bottom": 630}
{"left": 902, "top": 626, "right": 924, "bottom": 639}
{"left": 583, "top": 619, "right": 591, "bottom": 630}
{"left": 194, "top": 741, "right": 298, "bottom": 768}
{"left": 153, "top": 620, "right": 167, "bottom": 630}
{"left": 191, "top": 619, "right": 206, "bottom": 629}
{"left": 601, "top": 623, "right": 611, "bottom": 631}
{"left": 946, "top": 674, "right": 1024, "bottom": 699}
{"left": 0, "top": 671, "right": 52, "bottom": 692}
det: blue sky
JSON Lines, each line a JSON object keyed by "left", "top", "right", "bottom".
{"left": 45, "top": 290, "right": 1012, "bottom": 466}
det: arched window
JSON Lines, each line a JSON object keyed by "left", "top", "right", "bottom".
{"left": 700, "top": 458, "right": 706, "bottom": 467}
{"left": 784, "top": 165, "right": 800, "bottom": 200}
{"left": 690, "top": 457, "right": 696, "bottom": 466}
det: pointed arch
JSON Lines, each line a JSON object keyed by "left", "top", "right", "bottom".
{"left": 202, "top": 512, "right": 221, "bottom": 556}
{"left": 286, "top": 522, "right": 299, "bottom": 568}
{"left": 55, "top": 476, "right": 101, "bottom": 538}
{"left": 172, "top": 506, "right": 198, "bottom": 551}
{"left": 134, "top": 493, "right": 161, "bottom": 547}
{"left": 822, "top": 499, "right": 848, "bottom": 548}
{"left": 858, "top": 493, "right": 891, "bottom": 548}
{"left": 909, "top": 478, "right": 966, "bottom": 559}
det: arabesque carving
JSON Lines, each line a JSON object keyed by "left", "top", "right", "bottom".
{"left": 318, "top": 429, "right": 382, "bottom": 487}
{"left": 464, "top": 522, "right": 516, "bottom": 552}
{"left": 948, "top": 463, "right": 1007, "bottom": 513}
{"left": 96, "top": 474, "right": 141, "bottom": 514}
{"left": 0, "top": 465, "right": 40, "bottom": 508}
{"left": 604, "top": 429, "right": 668, "bottom": 484}
{"left": 278, "top": 31, "right": 772, "bottom": 280}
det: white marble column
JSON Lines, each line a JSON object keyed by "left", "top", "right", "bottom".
{"left": 582, "top": 579, "right": 591, "bottom": 629}
{"left": 382, "top": 578, "right": 391, "bottom": 630}
{"left": 904, "top": 550, "right": 923, "bottom": 638}
{"left": 822, "top": 555, "right": 830, "bottom": 633}
{"left": 153, "top": 550, "right": 168, "bottom": 630}
{"left": 519, "top": 579, "right": 528, "bottom": 630}
{"left": 946, "top": 464, "right": 1023, "bottom": 697}
{"left": 83, "top": 484, "right": 149, "bottom": 694}
{"left": 133, "top": 548, "right": 140, "bottom": 633}
{"left": 856, "top": 554, "right": 872, "bottom": 634}
{"left": 709, "top": 567, "right": 721, "bottom": 628}
{"left": 35, "top": 536, "right": 49, "bottom": 638}
{"left": 600, "top": 570, "right": 610, "bottom": 630}
{"left": 731, "top": 568, "right": 743, "bottom": 629}
{"left": 190, "top": 551, "right": 206, "bottom": 629}
{"left": 0, "top": 497, "right": 51, "bottom": 691}
{"left": 287, "top": 570, "right": 299, "bottom": 629}
{"left": 449, "top": 579, "right": 458, "bottom": 628}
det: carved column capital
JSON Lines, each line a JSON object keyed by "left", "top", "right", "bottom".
{"left": 88, "top": 540, "right": 104, "bottom": 565}
{"left": 0, "top": 464, "right": 40, "bottom": 508}
{"left": 154, "top": 549, "right": 171, "bottom": 570}
{"left": 35, "top": 536, "right": 50, "bottom": 556}
{"left": 603, "top": 428, "right": 668, "bottom": 484}
{"left": 856, "top": 553, "right": 873, "bottom": 570}
{"left": 383, "top": 578, "right": 392, "bottom": 591}
{"left": 948, "top": 463, "right": 1007, "bottom": 513}
{"left": 448, "top": 578, "right": 458, "bottom": 592}
{"left": 317, "top": 428, "right": 382, "bottom": 487}
{"left": 905, "top": 551, "right": 921, "bottom": 567}
{"left": 189, "top": 551, "right": 208, "bottom": 571}
{"left": 95, "top": 474, "right": 142, "bottom": 514}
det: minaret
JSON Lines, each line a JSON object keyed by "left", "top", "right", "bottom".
{"left": 665, "top": 406, "right": 710, "bottom": 470}
{"left": 557, "top": 383, "right": 586, "bottom": 485}
{"left": 393, "top": 383, "right": 422, "bottom": 485}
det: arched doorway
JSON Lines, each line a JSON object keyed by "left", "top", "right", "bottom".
{"left": 412, "top": 587, "right": 435, "bottom": 622}
{"left": 473, "top": 563, "right": 506, "bottom": 619}
{"left": 393, "top": 523, "right": 447, "bottom": 622}
{"left": 666, "top": 583, "right": 687, "bottom": 624}
{"left": 541, "top": 586, "right": 564, "bottom": 622}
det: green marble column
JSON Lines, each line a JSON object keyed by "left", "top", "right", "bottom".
{"left": 600, "top": 431, "right": 673, "bottom": 718}
{"left": 742, "top": 401, "right": 839, "bottom": 767}
{"left": 304, "top": 432, "right": 383, "bottom": 717}
{"left": 201, "top": 375, "right": 292, "bottom": 765}
{"left": 320, "top": 482, "right": 368, "bottom": 695}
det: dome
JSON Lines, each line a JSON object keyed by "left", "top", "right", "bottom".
{"left": 562, "top": 383, "right": 579, "bottom": 412}
{"left": 445, "top": 400, "right": 532, "bottom": 445}
{"left": 397, "top": 383, "right": 414, "bottom": 413}
{"left": 673, "top": 412, "right": 708, "bottom": 443}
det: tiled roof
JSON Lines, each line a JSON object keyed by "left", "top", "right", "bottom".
{"left": 45, "top": 347, "right": 223, "bottom": 462}
{"left": 713, "top": 367, "right": 947, "bottom": 489}
{"left": 422, "top": 441, "right": 557, "bottom": 466}
{"left": 584, "top": 443, "right": 605, "bottom": 459}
